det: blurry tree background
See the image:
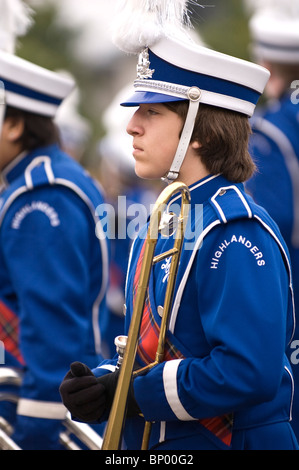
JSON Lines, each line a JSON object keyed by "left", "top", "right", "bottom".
{"left": 16, "top": 0, "right": 252, "bottom": 171}
{"left": 191, "top": 0, "right": 251, "bottom": 59}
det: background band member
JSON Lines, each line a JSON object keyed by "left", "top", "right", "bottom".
{"left": 244, "top": 1, "right": 299, "bottom": 441}
{"left": 0, "top": 34, "right": 109, "bottom": 451}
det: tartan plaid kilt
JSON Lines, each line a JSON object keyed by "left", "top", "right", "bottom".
{"left": 0, "top": 299, "right": 25, "bottom": 366}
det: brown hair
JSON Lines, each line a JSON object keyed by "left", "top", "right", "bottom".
{"left": 164, "top": 101, "right": 255, "bottom": 183}
{"left": 5, "top": 106, "right": 60, "bottom": 151}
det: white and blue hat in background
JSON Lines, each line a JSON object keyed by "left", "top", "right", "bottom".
{"left": 0, "top": 0, "right": 74, "bottom": 125}
{"left": 247, "top": 0, "right": 299, "bottom": 64}
{"left": 0, "top": 52, "right": 75, "bottom": 117}
{"left": 112, "top": 0, "right": 270, "bottom": 182}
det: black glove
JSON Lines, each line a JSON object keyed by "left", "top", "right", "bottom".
{"left": 59, "top": 362, "right": 106, "bottom": 422}
{"left": 97, "top": 369, "right": 141, "bottom": 418}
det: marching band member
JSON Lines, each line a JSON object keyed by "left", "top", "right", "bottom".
{"left": 0, "top": 9, "right": 109, "bottom": 449}
{"left": 60, "top": 0, "right": 298, "bottom": 450}
{"left": 244, "top": 1, "right": 299, "bottom": 441}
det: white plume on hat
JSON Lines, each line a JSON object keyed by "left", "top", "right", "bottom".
{"left": 0, "top": 0, "right": 33, "bottom": 54}
{"left": 112, "top": 0, "right": 195, "bottom": 54}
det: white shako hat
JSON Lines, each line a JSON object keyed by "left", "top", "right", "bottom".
{"left": 248, "top": 0, "right": 299, "bottom": 64}
{"left": 112, "top": 0, "right": 270, "bottom": 182}
{"left": 0, "top": 0, "right": 74, "bottom": 123}
{"left": 0, "top": 51, "right": 75, "bottom": 117}
{"left": 121, "top": 36, "right": 270, "bottom": 117}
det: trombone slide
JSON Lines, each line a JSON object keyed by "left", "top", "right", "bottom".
{"left": 60, "top": 413, "right": 103, "bottom": 450}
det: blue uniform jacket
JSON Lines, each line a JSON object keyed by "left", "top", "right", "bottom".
{"left": 246, "top": 93, "right": 299, "bottom": 440}
{"left": 0, "top": 144, "right": 109, "bottom": 449}
{"left": 95, "top": 174, "right": 296, "bottom": 450}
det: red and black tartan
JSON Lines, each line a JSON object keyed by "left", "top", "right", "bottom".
{"left": 133, "top": 240, "right": 233, "bottom": 447}
{"left": 0, "top": 299, "right": 25, "bottom": 366}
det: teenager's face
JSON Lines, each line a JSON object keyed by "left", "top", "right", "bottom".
{"left": 0, "top": 117, "right": 24, "bottom": 171}
{"left": 126, "top": 103, "right": 183, "bottom": 180}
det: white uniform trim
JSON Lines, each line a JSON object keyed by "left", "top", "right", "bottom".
{"left": 96, "top": 364, "right": 116, "bottom": 373}
{"left": 163, "top": 359, "right": 196, "bottom": 421}
{"left": 211, "top": 185, "right": 253, "bottom": 222}
{"left": 24, "top": 156, "right": 55, "bottom": 189}
{"left": 167, "top": 174, "right": 220, "bottom": 207}
{"left": 0, "top": 186, "right": 29, "bottom": 225}
{"left": 1, "top": 151, "right": 28, "bottom": 188}
{"left": 285, "top": 366, "right": 295, "bottom": 421}
{"left": 159, "top": 421, "right": 166, "bottom": 443}
{"left": 17, "top": 398, "right": 67, "bottom": 420}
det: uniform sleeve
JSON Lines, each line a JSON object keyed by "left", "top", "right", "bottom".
{"left": 1, "top": 186, "right": 97, "bottom": 401}
{"left": 133, "top": 219, "right": 290, "bottom": 422}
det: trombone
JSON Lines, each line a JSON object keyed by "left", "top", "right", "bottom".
{"left": 0, "top": 367, "right": 103, "bottom": 450}
{"left": 101, "top": 181, "right": 191, "bottom": 450}
{"left": 0, "top": 368, "right": 22, "bottom": 450}
{"left": 59, "top": 412, "right": 103, "bottom": 450}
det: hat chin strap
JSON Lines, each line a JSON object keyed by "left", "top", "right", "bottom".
{"left": 161, "top": 99, "right": 200, "bottom": 184}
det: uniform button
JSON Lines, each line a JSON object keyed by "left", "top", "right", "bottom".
{"left": 157, "top": 306, "right": 164, "bottom": 317}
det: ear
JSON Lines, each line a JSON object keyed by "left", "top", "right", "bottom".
{"left": 191, "top": 140, "right": 202, "bottom": 150}
{"left": 5, "top": 116, "right": 24, "bottom": 143}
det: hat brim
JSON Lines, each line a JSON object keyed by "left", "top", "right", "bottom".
{"left": 121, "top": 91, "right": 186, "bottom": 107}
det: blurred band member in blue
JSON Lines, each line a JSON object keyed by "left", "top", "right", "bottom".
{"left": 0, "top": 21, "right": 109, "bottom": 452}
{"left": 245, "top": 2, "right": 299, "bottom": 441}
